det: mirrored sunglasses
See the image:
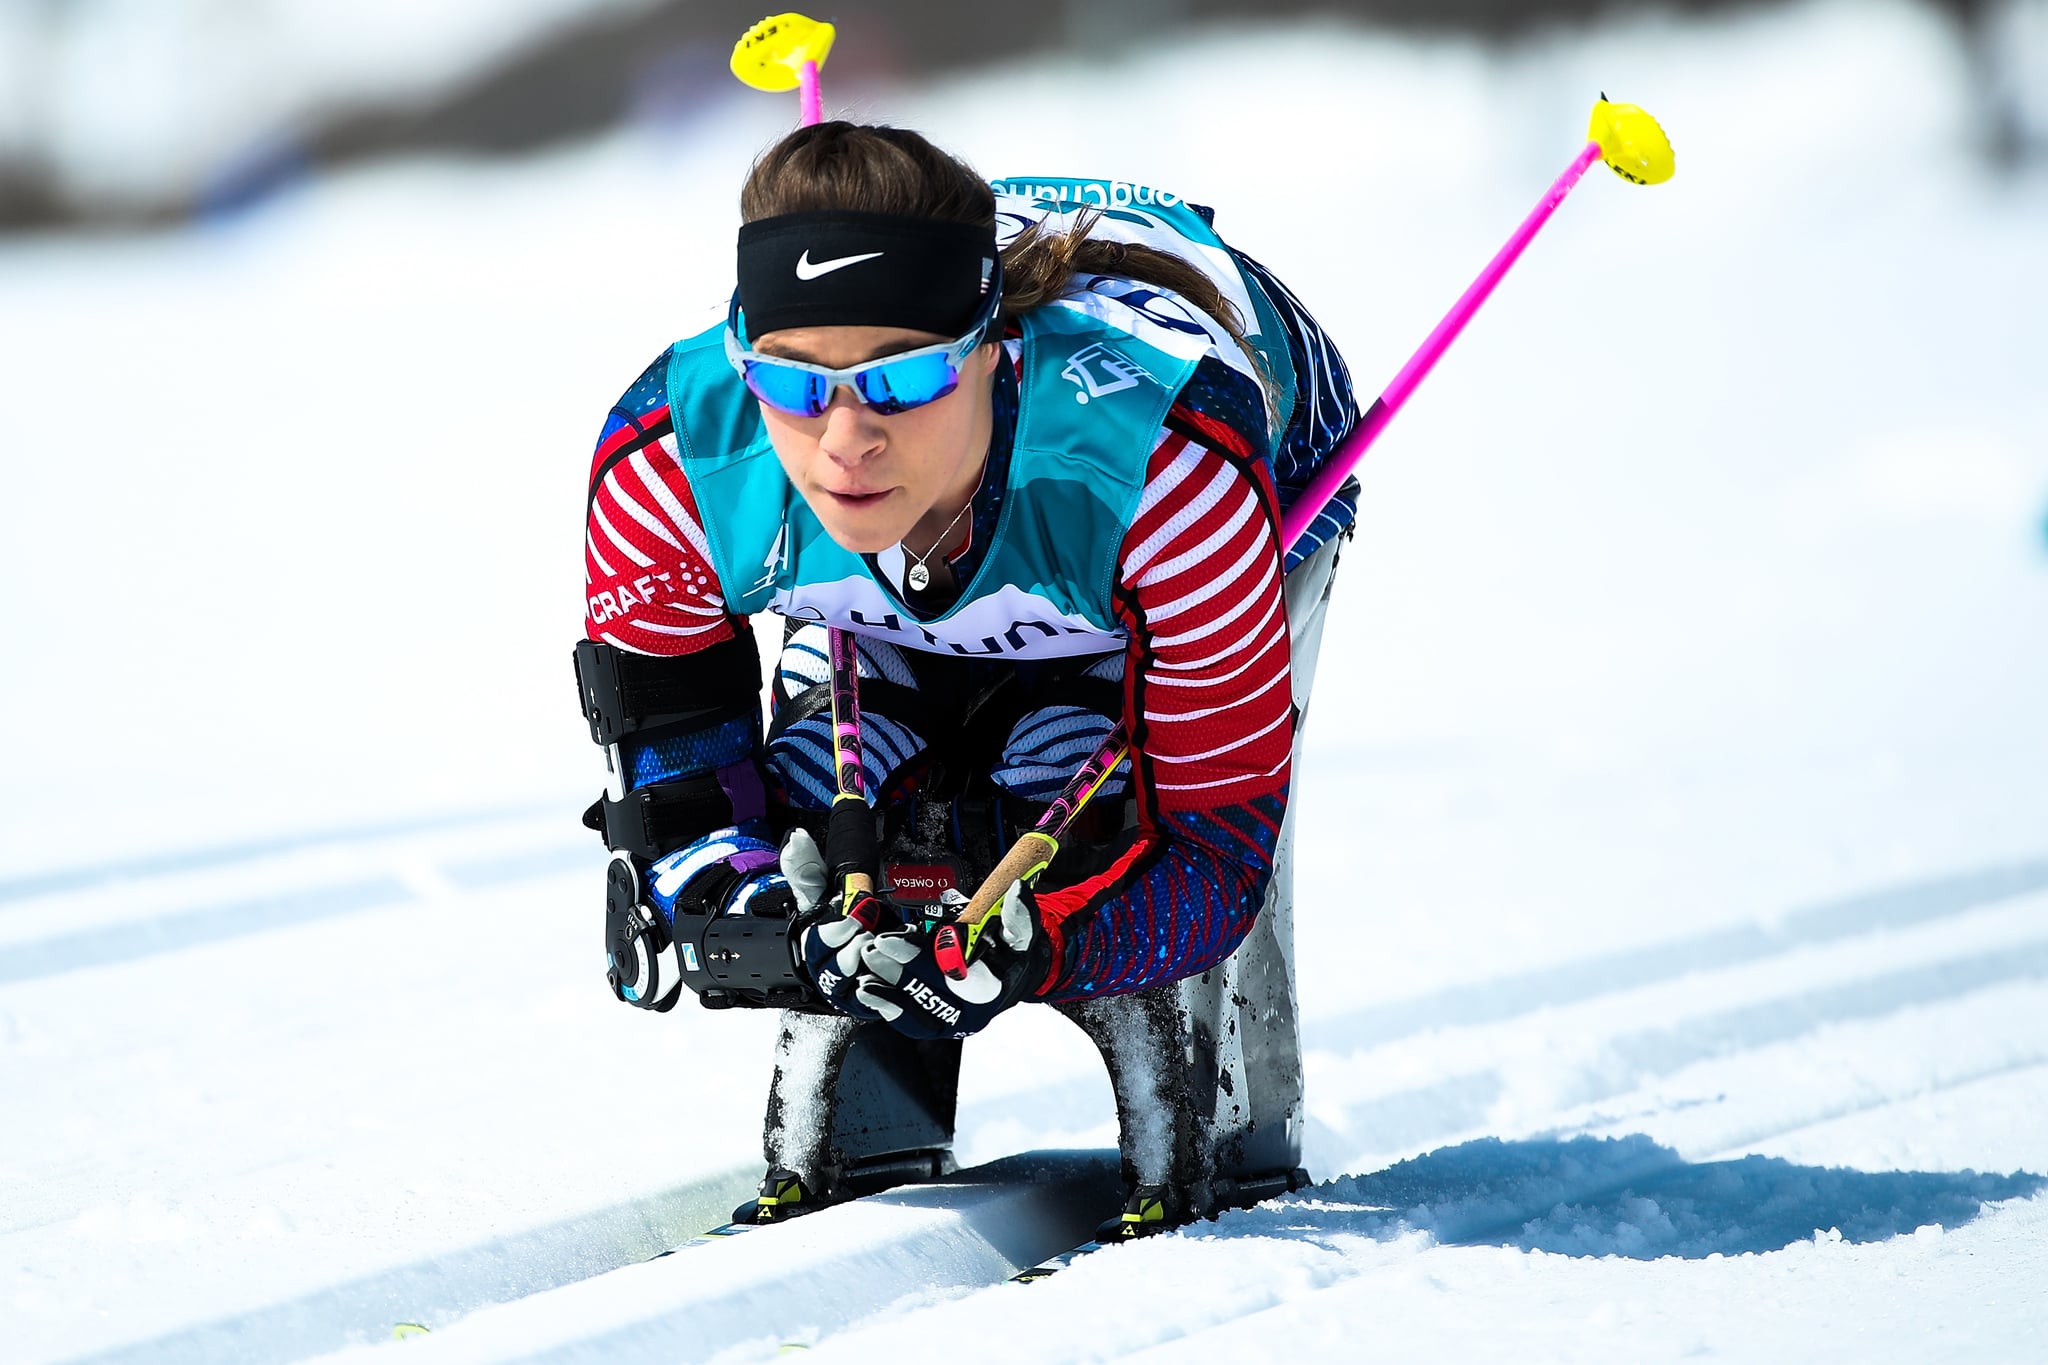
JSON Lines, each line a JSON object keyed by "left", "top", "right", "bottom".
{"left": 723, "top": 286, "right": 1000, "bottom": 419}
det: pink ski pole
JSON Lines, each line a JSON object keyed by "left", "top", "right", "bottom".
{"left": 1281, "top": 98, "right": 1673, "bottom": 548}
{"left": 733, "top": 15, "right": 879, "bottom": 892}
{"left": 951, "top": 99, "right": 1675, "bottom": 946}
{"left": 798, "top": 59, "right": 824, "bottom": 126}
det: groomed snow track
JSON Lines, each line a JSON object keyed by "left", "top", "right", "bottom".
{"left": 71, "top": 1164, "right": 764, "bottom": 1365}
{"left": 7, "top": 810, "right": 2046, "bottom": 1363}
{"left": 309, "top": 1151, "right": 1123, "bottom": 1364}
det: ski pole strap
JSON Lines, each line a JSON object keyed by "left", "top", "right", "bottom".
{"left": 826, "top": 793, "right": 877, "bottom": 900}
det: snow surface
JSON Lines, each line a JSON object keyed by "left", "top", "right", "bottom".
{"left": 2, "top": 0, "right": 2046, "bottom": 1360}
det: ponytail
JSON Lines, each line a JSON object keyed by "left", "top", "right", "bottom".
{"left": 1000, "top": 210, "right": 1273, "bottom": 411}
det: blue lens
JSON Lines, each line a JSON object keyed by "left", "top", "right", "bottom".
{"left": 742, "top": 350, "right": 964, "bottom": 419}
{"left": 741, "top": 361, "right": 831, "bottom": 418}
{"left": 853, "top": 352, "right": 961, "bottom": 415}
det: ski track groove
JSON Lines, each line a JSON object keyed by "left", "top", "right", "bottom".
{"left": 0, "top": 877, "right": 415, "bottom": 987}
{"left": 958, "top": 864, "right": 2048, "bottom": 1161}
{"left": 0, "top": 805, "right": 557, "bottom": 906}
{"left": 1315, "top": 858, "right": 2048, "bottom": 1052}
{"left": 62, "top": 1167, "right": 765, "bottom": 1365}
{"left": 1693, "top": 1051, "right": 2048, "bottom": 1165}
{"left": 1309, "top": 934, "right": 2048, "bottom": 1174}
{"left": 0, "top": 830, "right": 596, "bottom": 986}
{"left": 344, "top": 936, "right": 2048, "bottom": 1364}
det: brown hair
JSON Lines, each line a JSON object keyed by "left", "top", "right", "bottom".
{"left": 741, "top": 122, "right": 1271, "bottom": 400}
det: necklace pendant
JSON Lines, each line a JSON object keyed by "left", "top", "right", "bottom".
{"left": 907, "top": 562, "right": 931, "bottom": 592}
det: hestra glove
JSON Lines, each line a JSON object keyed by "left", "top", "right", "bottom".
{"left": 853, "top": 880, "right": 1051, "bottom": 1040}
{"left": 785, "top": 827, "right": 892, "bottom": 1020}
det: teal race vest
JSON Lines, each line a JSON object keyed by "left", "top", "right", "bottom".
{"left": 668, "top": 294, "right": 1200, "bottom": 660}
{"left": 669, "top": 183, "right": 1284, "bottom": 660}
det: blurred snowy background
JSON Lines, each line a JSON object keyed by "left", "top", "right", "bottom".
{"left": 2, "top": 1, "right": 2046, "bottom": 1361}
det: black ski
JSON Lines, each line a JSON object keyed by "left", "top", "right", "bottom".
{"left": 655, "top": 1217, "right": 772, "bottom": 1256}
{"left": 1011, "top": 1235, "right": 1117, "bottom": 1282}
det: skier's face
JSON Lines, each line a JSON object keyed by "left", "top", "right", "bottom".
{"left": 753, "top": 324, "right": 999, "bottom": 556}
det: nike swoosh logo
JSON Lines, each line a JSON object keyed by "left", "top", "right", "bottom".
{"left": 796, "top": 249, "right": 884, "bottom": 280}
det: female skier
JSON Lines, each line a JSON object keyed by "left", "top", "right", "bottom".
{"left": 575, "top": 121, "right": 1358, "bottom": 1231}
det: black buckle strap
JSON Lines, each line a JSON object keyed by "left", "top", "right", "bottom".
{"left": 581, "top": 775, "right": 737, "bottom": 861}
{"left": 573, "top": 634, "right": 762, "bottom": 747}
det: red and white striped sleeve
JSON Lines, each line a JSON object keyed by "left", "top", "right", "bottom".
{"left": 1116, "top": 432, "right": 1294, "bottom": 812}
{"left": 583, "top": 401, "right": 738, "bottom": 657}
{"left": 1028, "top": 427, "right": 1294, "bottom": 1000}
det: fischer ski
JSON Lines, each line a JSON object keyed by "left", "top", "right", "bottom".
{"left": 1011, "top": 1238, "right": 1111, "bottom": 1282}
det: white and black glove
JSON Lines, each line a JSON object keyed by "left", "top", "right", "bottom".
{"left": 853, "top": 880, "right": 1051, "bottom": 1040}
{"left": 786, "top": 828, "right": 893, "bottom": 1020}
{"left": 613, "top": 823, "right": 788, "bottom": 1011}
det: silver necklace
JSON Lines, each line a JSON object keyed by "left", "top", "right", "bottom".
{"left": 902, "top": 498, "right": 973, "bottom": 592}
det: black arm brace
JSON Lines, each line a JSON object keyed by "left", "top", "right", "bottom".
{"left": 578, "top": 631, "right": 819, "bottom": 1012}
{"left": 572, "top": 632, "right": 764, "bottom": 860}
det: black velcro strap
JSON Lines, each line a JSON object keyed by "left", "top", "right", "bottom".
{"left": 764, "top": 677, "right": 923, "bottom": 746}
{"left": 590, "top": 775, "right": 737, "bottom": 861}
{"left": 573, "top": 634, "right": 762, "bottom": 747}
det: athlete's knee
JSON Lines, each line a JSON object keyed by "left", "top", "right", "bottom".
{"left": 992, "top": 655, "right": 1130, "bottom": 804}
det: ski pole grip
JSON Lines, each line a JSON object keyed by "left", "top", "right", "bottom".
{"left": 960, "top": 831, "right": 1058, "bottom": 928}
{"left": 826, "top": 793, "right": 876, "bottom": 898}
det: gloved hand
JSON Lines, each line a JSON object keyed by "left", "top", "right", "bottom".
{"left": 853, "top": 879, "right": 1051, "bottom": 1040}
{"left": 785, "top": 828, "right": 893, "bottom": 1020}
{"left": 645, "top": 823, "right": 789, "bottom": 921}
{"left": 610, "top": 822, "right": 790, "bottom": 1011}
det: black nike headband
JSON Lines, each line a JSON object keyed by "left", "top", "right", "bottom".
{"left": 735, "top": 210, "right": 998, "bottom": 339}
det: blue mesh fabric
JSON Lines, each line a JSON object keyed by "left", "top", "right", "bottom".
{"left": 622, "top": 714, "right": 758, "bottom": 790}
{"left": 596, "top": 348, "right": 674, "bottom": 446}
{"left": 1231, "top": 250, "right": 1364, "bottom": 571}
{"left": 775, "top": 623, "right": 919, "bottom": 697}
{"left": 992, "top": 706, "right": 1130, "bottom": 803}
{"left": 769, "top": 710, "right": 925, "bottom": 810}
{"left": 1045, "top": 791, "right": 1287, "bottom": 1002}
